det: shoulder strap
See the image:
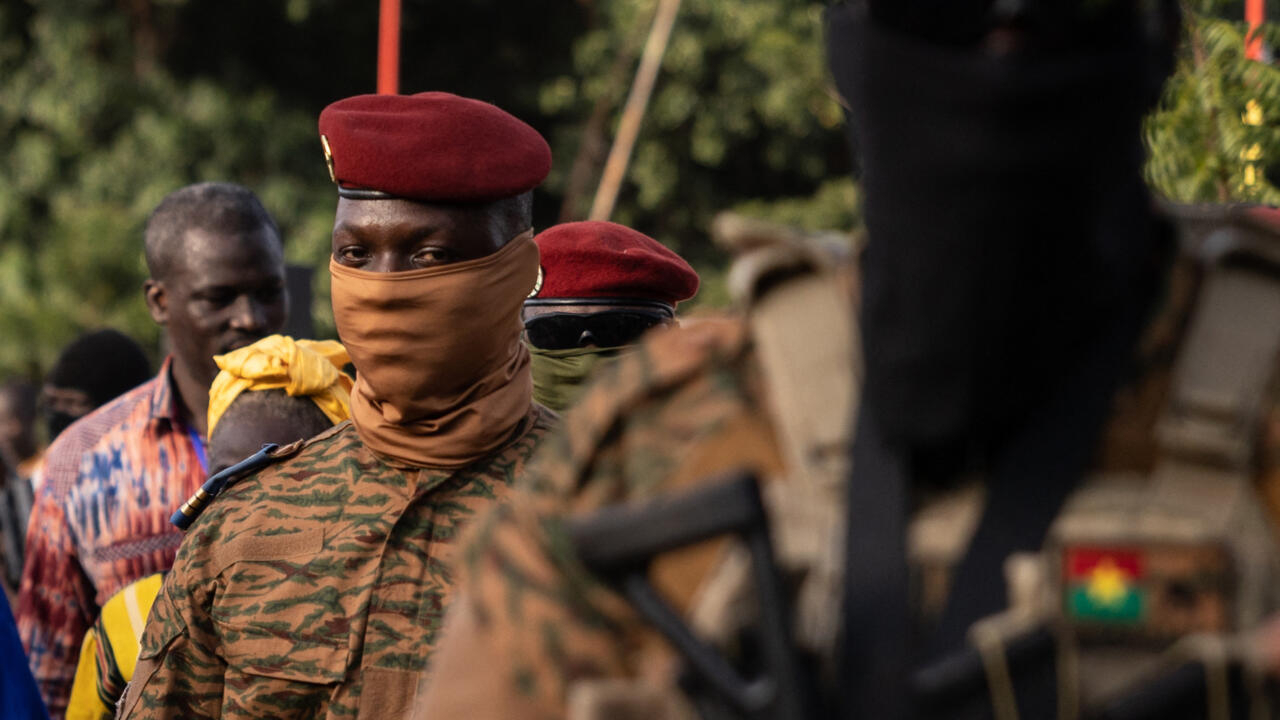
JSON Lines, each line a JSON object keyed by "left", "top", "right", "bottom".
{"left": 170, "top": 442, "right": 291, "bottom": 530}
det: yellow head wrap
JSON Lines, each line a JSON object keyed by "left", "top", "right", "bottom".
{"left": 207, "top": 335, "right": 354, "bottom": 435}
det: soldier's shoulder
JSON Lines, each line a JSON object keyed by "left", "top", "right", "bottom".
{"left": 229, "top": 421, "right": 361, "bottom": 485}
{"left": 176, "top": 424, "right": 367, "bottom": 577}
{"left": 186, "top": 422, "right": 365, "bottom": 528}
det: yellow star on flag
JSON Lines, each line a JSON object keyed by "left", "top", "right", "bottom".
{"left": 1086, "top": 557, "right": 1130, "bottom": 608}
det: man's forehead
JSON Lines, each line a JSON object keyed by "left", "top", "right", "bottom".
{"left": 182, "top": 224, "right": 280, "bottom": 254}
{"left": 333, "top": 196, "right": 469, "bottom": 230}
{"left": 174, "top": 225, "right": 283, "bottom": 275}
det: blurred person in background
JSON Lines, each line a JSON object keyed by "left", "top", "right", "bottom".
{"left": 66, "top": 334, "right": 351, "bottom": 720}
{"left": 121, "top": 91, "right": 555, "bottom": 720}
{"left": 523, "top": 221, "right": 699, "bottom": 412}
{"left": 4, "top": 332, "right": 150, "bottom": 602}
{"left": 0, "top": 379, "right": 39, "bottom": 600}
{"left": 41, "top": 329, "right": 152, "bottom": 445}
{"left": 0, "top": 380, "right": 42, "bottom": 481}
{"left": 18, "top": 181, "right": 288, "bottom": 718}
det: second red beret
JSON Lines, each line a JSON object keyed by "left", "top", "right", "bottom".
{"left": 318, "top": 92, "right": 552, "bottom": 203}
{"left": 530, "top": 221, "right": 700, "bottom": 308}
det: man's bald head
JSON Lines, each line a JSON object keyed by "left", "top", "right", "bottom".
{"left": 144, "top": 182, "right": 282, "bottom": 281}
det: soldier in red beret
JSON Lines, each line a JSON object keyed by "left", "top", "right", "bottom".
{"left": 523, "top": 221, "right": 699, "bottom": 411}
{"left": 121, "top": 92, "right": 557, "bottom": 720}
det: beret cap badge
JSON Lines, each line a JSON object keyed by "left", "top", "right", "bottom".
{"left": 320, "top": 134, "right": 337, "bottom": 184}
{"left": 528, "top": 266, "right": 544, "bottom": 298}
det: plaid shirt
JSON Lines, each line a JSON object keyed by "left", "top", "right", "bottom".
{"left": 17, "top": 360, "right": 206, "bottom": 719}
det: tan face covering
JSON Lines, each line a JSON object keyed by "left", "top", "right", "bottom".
{"left": 330, "top": 231, "right": 538, "bottom": 468}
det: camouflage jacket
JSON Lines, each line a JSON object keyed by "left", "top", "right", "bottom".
{"left": 119, "top": 406, "right": 556, "bottom": 720}
{"left": 416, "top": 319, "right": 784, "bottom": 719}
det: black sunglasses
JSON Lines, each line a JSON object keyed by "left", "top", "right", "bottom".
{"left": 524, "top": 311, "right": 671, "bottom": 350}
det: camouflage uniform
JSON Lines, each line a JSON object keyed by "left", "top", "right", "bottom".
{"left": 417, "top": 318, "right": 785, "bottom": 719}
{"left": 119, "top": 407, "right": 555, "bottom": 720}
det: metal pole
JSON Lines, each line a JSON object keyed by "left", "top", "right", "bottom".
{"left": 588, "top": 0, "right": 683, "bottom": 222}
{"left": 378, "top": 0, "right": 402, "bottom": 94}
{"left": 1247, "top": 0, "right": 1265, "bottom": 61}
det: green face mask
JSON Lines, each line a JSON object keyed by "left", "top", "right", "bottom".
{"left": 528, "top": 345, "right": 631, "bottom": 412}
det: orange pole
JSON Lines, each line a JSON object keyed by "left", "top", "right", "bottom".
{"left": 378, "top": 0, "right": 401, "bottom": 94}
{"left": 1247, "top": 0, "right": 1265, "bottom": 61}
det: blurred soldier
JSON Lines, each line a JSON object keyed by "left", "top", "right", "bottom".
{"left": 416, "top": 2, "right": 1212, "bottom": 719}
{"left": 524, "top": 221, "right": 699, "bottom": 411}
{"left": 119, "top": 92, "right": 556, "bottom": 720}
{"left": 41, "top": 329, "right": 152, "bottom": 444}
{"left": 67, "top": 335, "right": 351, "bottom": 720}
{"left": 18, "top": 182, "right": 287, "bottom": 718}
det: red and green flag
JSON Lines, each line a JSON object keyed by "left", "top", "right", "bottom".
{"left": 1064, "top": 547, "right": 1145, "bottom": 623}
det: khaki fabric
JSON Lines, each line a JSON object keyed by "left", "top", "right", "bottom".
{"left": 330, "top": 232, "right": 539, "bottom": 469}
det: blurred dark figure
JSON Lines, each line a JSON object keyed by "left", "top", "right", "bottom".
{"left": 42, "top": 330, "right": 151, "bottom": 442}
{"left": 0, "top": 380, "right": 39, "bottom": 602}
{"left": 0, "top": 380, "right": 41, "bottom": 480}
{"left": 828, "top": 2, "right": 1192, "bottom": 719}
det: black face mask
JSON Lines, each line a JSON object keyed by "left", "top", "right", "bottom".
{"left": 828, "top": 6, "right": 1174, "bottom": 455}
{"left": 46, "top": 411, "right": 80, "bottom": 442}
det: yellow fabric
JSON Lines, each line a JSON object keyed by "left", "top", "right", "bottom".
{"left": 66, "top": 573, "right": 165, "bottom": 720}
{"left": 207, "top": 335, "right": 354, "bottom": 434}
{"left": 66, "top": 626, "right": 107, "bottom": 720}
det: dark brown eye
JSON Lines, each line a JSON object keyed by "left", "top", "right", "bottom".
{"left": 337, "top": 246, "right": 370, "bottom": 265}
{"left": 412, "top": 247, "right": 452, "bottom": 267}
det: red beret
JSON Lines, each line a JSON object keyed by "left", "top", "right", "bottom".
{"left": 529, "top": 222, "right": 699, "bottom": 307}
{"left": 318, "top": 92, "right": 551, "bottom": 203}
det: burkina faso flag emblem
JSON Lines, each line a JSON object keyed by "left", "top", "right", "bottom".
{"left": 1064, "top": 548, "right": 1144, "bottom": 623}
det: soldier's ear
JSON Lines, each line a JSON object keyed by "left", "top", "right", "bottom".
{"left": 144, "top": 280, "right": 169, "bottom": 326}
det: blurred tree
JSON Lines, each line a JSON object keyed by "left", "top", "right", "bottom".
{"left": 542, "top": 0, "right": 854, "bottom": 296}
{"left": 0, "top": 1, "right": 337, "bottom": 378}
{"left": 1146, "top": 1, "right": 1280, "bottom": 204}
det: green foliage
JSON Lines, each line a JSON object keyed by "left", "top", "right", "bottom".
{"left": 1146, "top": 3, "right": 1280, "bottom": 204}
{"left": 0, "top": 1, "right": 335, "bottom": 379}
